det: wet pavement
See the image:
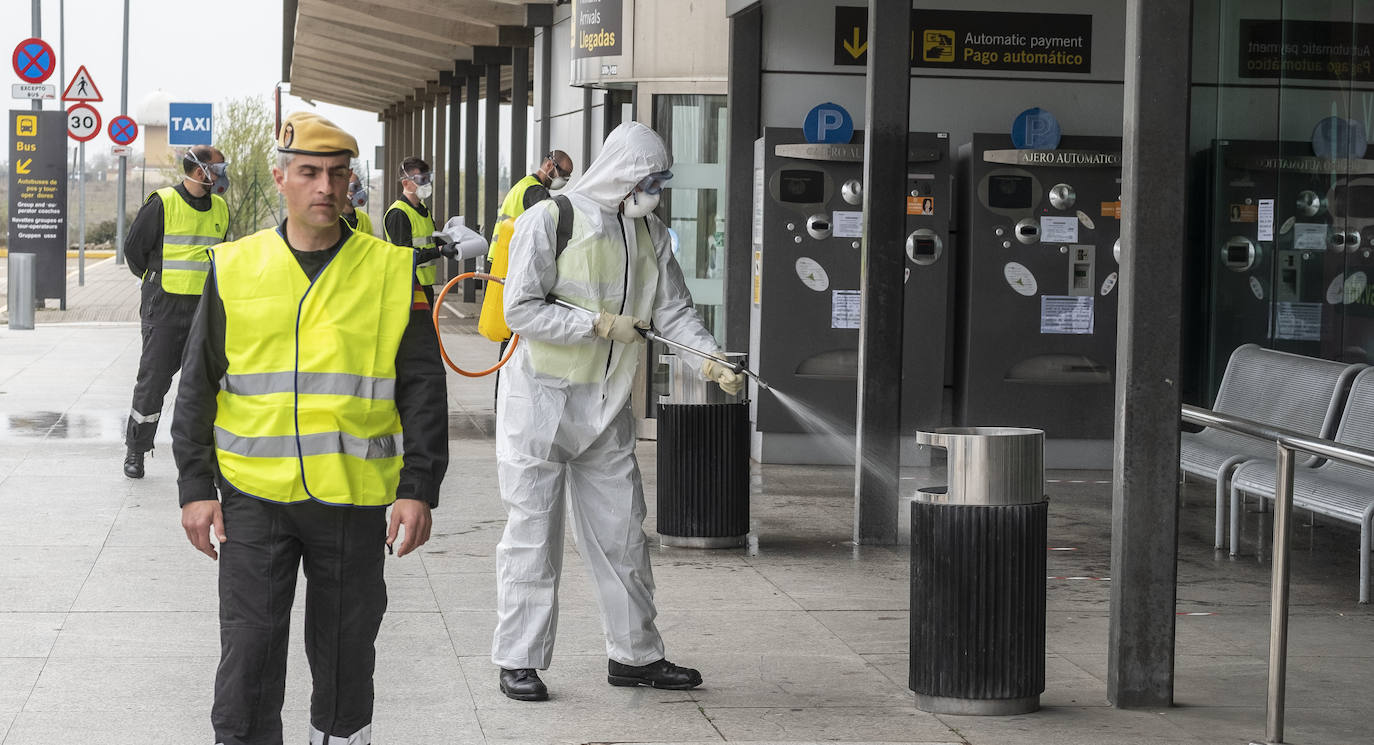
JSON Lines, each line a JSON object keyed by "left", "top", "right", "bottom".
{"left": 0, "top": 285, "right": 1372, "bottom": 744}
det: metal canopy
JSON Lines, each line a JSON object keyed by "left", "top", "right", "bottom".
{"left": 283, "top": 0, "right": 549, "bottom": 113}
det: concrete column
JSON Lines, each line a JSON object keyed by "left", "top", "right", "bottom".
{"left": 538, "top": 27, "right": 552, "bottom": 157}
{"left": 725, "top": 4, "right": 762, "bottom": 354}
{"left": 581, "top": 87, "right": 594, "bottom": 168}
{"left": 436, "top": 89, "right": 448, "bottom": 226}
{"left": 464, "top": 66, "right": 482, "bottom": 302}
{"left": 511, "top": 46, "right": 530, "bottom": 190}
{"left": 484, "top": 62, "right": 501, "bottom": 245}
{"left": 853, "top": 0, "right": 910, "bottom": 546}
{"left": 414, "top": 93, "right": 425, "bottom": 164}
{"left": 447, "top": 73, "right": 463, "bottom": 281}
{"left": 1108, "top": 0, "right": 1191, "bottom": 709}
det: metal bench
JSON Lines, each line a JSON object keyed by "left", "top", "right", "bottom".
{"left": 1230, "top": 367, "right": 1374, "bottom": 603}
{"left": 1179, "top": 344, "right": 1363, "bottom": 552}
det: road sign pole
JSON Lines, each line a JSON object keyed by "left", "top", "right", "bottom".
{"left": 78, "top": 140, "right": 85, "bottom": 285}
{"left": 115, "top": 0, "right": 129, "bottom": 265}
{"left": 31, "top": 0, "right": 40, "bottom": 112}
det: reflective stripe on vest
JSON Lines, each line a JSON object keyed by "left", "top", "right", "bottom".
{"left": 211, "top": 227, "right": 415, "bottom": 506}
{"left": 526, "top": 203, "right": 659, "bottom": 384}
{"left": 154, "top": 187, "right": 228, "bottom": 295}
{"left": 385, "top": 199, "right": 437, "bottom": 285}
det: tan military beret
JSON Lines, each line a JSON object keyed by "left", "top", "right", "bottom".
{"left": 277, "top": 111, "right": 358, "bottom": 157}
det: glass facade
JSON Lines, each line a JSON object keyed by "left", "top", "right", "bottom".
{"left": 653, "top": 94, "right": 729, "bottom": 345}
{"left": 1191, "top": 0, "right": 1374, "bottom": 401}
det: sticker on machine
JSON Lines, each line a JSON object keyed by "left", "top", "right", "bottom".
{"left": 1293, "top": 222, "right": 1327, "bottom": 252}
{"left": 831, "top": 289, "right": 861, "bottom": 329}
{"left": 795, "top": 257, "right": 830, "bottom": 291}
{"left": 1100, "top": 271, "right": 1118, "bottom": 296}
{"left": 1257, "top": 199, "right": 1275, "bottom": 241}
{"left": 1274, "top": 301, "right": 1320, "bottom": 341}
{"left": 1003, "top": 262, "right": 1038, "bottom": 296}
{"left": 1040, "top": 215, "right": 1079, "bottom": 243}
{"left": 831, "top": 210, "right": 864, "bottom": 238}
{"left": 1040, "top": 295, "right": 1094, "bottom": 335}
{"left": 1327, "top": 271, "right": 1368, "bottom": 305}
{"left": 1229, "top": 203, "right": 1258, "bottom": 223}
{"left": 907, "top": 196, "right": 935, "bottom": 215}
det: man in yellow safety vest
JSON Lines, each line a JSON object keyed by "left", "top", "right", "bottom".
{"left": 477, "top": 149, "right": 574, "bottom": 344}
{"left": 122, "top": 145, "right": 229, "bottom": 479}
{"left": 384, "top": 156, "right": 444, "bottom": 303}
{"left": 172, "top": 111, "right": 448, "bottom": 745}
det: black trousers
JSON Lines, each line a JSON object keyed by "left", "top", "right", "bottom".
{"left": 125, "top": 321, "right": 190, "bottom": 451}
{"left": 213, "top": 491, "right": 388, "bottom": 745}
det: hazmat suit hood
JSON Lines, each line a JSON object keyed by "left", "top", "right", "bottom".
{"left": 568, "top": 122, "right": 673, "bottom": 210}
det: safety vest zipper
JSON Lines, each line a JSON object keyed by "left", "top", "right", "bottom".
{"left": 605, "top": 215, "right": 633, "bottom": 386}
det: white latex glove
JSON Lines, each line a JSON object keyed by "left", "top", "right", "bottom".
{"left": 702, "top": 358, "right": 747, "bottom": 396}
{"left": 593, "top": 312, "right": 648, "bottom": 344}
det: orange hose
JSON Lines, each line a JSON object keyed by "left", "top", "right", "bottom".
{"left": 432, "top": 271, "right": 518, "bottom": 377}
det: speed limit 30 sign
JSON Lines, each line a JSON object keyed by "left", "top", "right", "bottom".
{"left": 66, "top": 103, "right": 101, "bottom": 142}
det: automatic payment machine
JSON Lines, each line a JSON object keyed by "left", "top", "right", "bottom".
{"left": 956, "top": 133, "right": 1123, "bottom": 458}
{"left": 750, "top": 127, "right": 952, "bottom": 464}
{"left": 1203, "top": 140, "right": 1374, "bottom": 399}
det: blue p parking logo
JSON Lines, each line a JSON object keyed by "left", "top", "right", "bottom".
{"left": 804, "top": 102, "right": 854, "bottom": 145}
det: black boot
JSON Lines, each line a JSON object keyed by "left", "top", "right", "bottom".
{"left": 607, "top": 658, "right": 702, "bottom": 690}
{"left": 499, "top": 668, "right": 548, "bottom": 701}
{"left": 123, "top": 448, "right": 145, "bottom": 479}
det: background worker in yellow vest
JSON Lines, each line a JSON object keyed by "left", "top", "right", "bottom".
{"left": 477, "top": 149, "right": 574, "bottom": 345}
{"left": 121, "top": 145, "right": 229, "bottom": 479}
{"left": 171, "top": 112, "right": 448, "bottom": 745}
{"left": 341, "top": 167, "right": 373, "bottom": 236}
{"left": 384, "top": 156, "right": 445, "bottom": 303}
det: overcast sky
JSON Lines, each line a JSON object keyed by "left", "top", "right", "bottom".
{"left": 4, "top": 0, "right": 385, "bottom": 169}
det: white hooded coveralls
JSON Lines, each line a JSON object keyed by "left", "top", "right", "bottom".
{"left": 491, "top": 122, "right": 720, "bottom": 669}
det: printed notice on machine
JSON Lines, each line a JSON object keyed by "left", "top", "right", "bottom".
{"left": 1274, "top": 301, "right": 1321, "bottom": 341}
{"left": 1039, "top": 215, "right": 1078, "bottom": 243}
{"left": 1293, "top": 222, "right": 1327, "bottom": 251}
{"left": 832, "top": 289, "right": 861, "bottom": 329}
{"left": 1040, "top": 295, "right": 1094, "bottom": 334}
{"left": 832, "top": 210, "right": 863, "bottom": 238}
{"left": 1257, "top": 199, "right": 1275, "bottom": 241}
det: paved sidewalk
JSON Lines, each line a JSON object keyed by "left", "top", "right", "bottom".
{"left": 0, "top": 309, "right": 1371, "bottom": 744}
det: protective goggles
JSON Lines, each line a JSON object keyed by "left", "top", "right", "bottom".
{"left": 636, "top": 170, "right": 673, "bottom": 195}
{"left": 401, "top": 168, "right": 432, "bottom": 186}
{"left": 546, "top": 152, "right": 571, "bottom": 178}
{"left": 185, "top": 150, "right": 227, "bottom": 176}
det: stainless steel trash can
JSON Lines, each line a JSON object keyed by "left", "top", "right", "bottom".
{"left": 8, "top": 253, "right": 36, "bottom": 330}
{"left": 909, "top": 426, "right": 1046, "bottom": 715}
{"left": 656, "top": 352, "right": 749, "bottom": 548}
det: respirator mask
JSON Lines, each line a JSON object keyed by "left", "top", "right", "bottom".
{"left": 546, "top": 152, "right": 570, "bottom": 190}
{"left": 403, "top": 168, "right": 433, "bottom": 200}
{"left": 348, "top": 179, "right": 368, "bottom": 208}
{"left": 621, "top": 170, "right": 672, "bottom": 219}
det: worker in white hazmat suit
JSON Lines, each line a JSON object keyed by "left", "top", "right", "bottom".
{"left": 491, "top": 122, "right": 745, "bottom": 702}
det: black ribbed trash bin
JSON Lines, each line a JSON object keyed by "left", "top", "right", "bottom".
{"left": 910, "top": 427, "right": 1046, "bottom": 715}
{"left": 656, "top": 353, "right": 749, "bottom": 548}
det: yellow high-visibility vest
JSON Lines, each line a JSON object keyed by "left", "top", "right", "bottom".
{"left": 211, "top": 227, "right": 415, "bottom": 506}
{"left": 385, "top": 199, "right": 437, "bottom": 285}
{"left": 350, "top": 208, "right": 374, "bottom": 237}
{"left": 152, "top": 187, "right": 228, "bottom": 295}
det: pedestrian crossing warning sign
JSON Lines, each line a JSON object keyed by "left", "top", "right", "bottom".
{"left": 922, "top": 30, "right": 955, "bottom": 63}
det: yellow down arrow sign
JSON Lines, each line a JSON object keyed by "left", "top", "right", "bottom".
{"left": 15, "top": 158, "right": 33, "bottom": 174}
{"left": 843, "top": 27, "right": 867, "bottom": 58}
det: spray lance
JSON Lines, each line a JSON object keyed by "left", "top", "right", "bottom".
{"left": 544, "top": 295, "right": 772, "bottom": 391}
